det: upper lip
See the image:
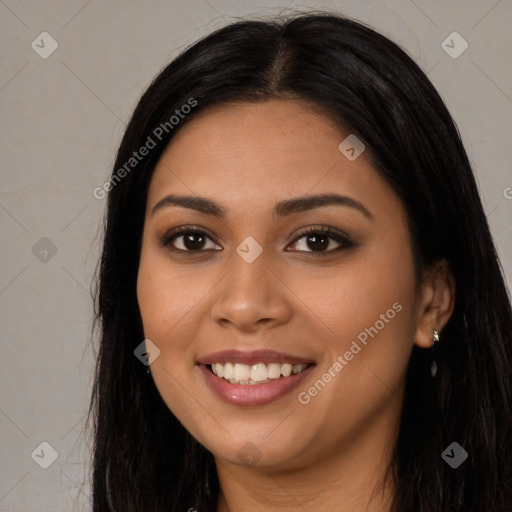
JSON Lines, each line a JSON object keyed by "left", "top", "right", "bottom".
{"left": 197, "top": 349, "right": 315, "bottom": 366}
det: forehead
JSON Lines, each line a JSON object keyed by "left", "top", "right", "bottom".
{"left": 146, "top": 100, "right": 394, "bottom": 218}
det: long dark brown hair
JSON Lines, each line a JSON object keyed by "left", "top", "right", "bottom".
{"left": 87, "top": 11, "right": 512, "bottom": 511}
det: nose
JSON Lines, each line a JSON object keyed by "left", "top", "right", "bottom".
{"left": 209, "top": 247, "right": 293, "bottom": 333}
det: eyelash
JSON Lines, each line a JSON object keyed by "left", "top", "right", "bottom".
{"left": 159, "top": 224, "right": 355, "bottom": 256}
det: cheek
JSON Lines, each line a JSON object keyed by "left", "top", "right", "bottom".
{"left": 286, "top": 255, "right": 417, "bottom": 454}
{"left": 288, "top": 235, "right": 418, "bottom": 399}
{"left": 286, "top": 251, "right": 416, "bottom": 351}
{"left": 136, "top": 250, "right": 208, "bottom": 430}
{"left": 136, "top": 249, "right": 210, "bottom": 343}
{"left": 136, "top": 251, "right": 197, "bottom": 406}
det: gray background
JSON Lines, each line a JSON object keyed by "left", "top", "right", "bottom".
{"left": 1, "top": 0, "right": 510, "bottom": 510}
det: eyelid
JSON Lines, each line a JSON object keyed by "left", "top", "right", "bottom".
{"left": 159, "top": 224, "right": 220, "bottom": 249}
{"left": 286, "top": 225, "right": 355, "bottom": 254}
{"left": 290, "top": 224, "right": 352, "bottom": 243}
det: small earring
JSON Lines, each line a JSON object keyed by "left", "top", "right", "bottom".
{"left": 147, "top": 366, "right": 150, "bottom": 374}
{"left": 431, "top": 329, "right": 440, "bottom": 377}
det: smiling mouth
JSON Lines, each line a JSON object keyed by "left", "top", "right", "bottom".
{"left": 207, "top": 362, "right": 313, "bottom": 385}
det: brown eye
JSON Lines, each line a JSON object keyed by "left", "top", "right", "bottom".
{"left": 181, "top": 232, "right": 207, "bottom": 250}
{"left": 160, "top": 227, "right": 222, "bottom": 252}
{"left": 287, "top": 226, "right": 355, "bottom": 254}
{"left": 159, "top": 225, "right": 354, "bottom": 255}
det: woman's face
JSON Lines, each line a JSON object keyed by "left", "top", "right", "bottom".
{"left": 137, "top": 99, "right": 426, "bottom": 470}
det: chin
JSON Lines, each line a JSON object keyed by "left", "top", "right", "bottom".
{"left": 196, "top": 420, "right": 317, "bottom": 470}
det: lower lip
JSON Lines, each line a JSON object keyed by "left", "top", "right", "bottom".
{"left": 198, "top": 364, "right": 315, "bottom": 406}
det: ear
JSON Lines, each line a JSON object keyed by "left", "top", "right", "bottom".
{"left": 413, "top": 259, "right": 456, "bottom": 349}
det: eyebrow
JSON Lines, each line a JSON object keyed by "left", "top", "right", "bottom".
{"left": 151, "top": 192, "right": 374, "bottom": 220}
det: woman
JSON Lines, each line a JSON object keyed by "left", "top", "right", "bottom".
{"left": 88, "top": 11, "right": 512, "bottom": 511}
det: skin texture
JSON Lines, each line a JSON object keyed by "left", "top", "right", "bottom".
{"left": 136, "top": 100, "right": 455, "bottom": 511}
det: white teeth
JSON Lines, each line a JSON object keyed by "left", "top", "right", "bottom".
{"left": 214, "top": 363, "right": 224, "bottom": 378}
{"left": 250, "top": 363, "right": 268, "bottom": 382}
{"left": 281, "top": 363, "right": 292, "bottom": 377}
{"left": 210, "top": 362, "right": 308, "bottom": 384}
{"left": 292, "top": 364, "right": 305, "bottom": 375}
{"left": 268, "top": 363, "right": 281, "bottom": 379}
{"left": 223, "top": 362, "right": 234, "bottom": 380}
{"left": 234, "top": 363, "right": 251, "bottom": 381}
